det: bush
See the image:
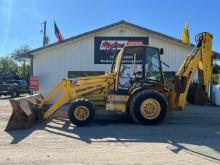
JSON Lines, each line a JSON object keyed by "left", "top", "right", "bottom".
{"left": 212, "top": 74, "right": 219, "bottom": 85}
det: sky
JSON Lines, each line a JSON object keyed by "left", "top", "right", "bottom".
{"left": 0, "top": 0, "right": 219, "bottom": 57}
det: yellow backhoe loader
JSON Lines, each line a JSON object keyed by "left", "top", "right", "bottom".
{"left": 5, "top": 32, "right": 213, "bottom": 131}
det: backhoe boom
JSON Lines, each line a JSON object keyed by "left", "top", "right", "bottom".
{"left": 171, "top": 32, "right": 213, "bottom": 109}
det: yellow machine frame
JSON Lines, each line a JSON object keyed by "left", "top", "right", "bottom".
{"left": 39, "top": 73, "right": 116, "bottom": 119}
{"left": 5, "top": 32, "right": 213, "bottom": 130}
{"left": 170, "top": 32, "right": 213, "bottom": 109}
{"left": 39, "top": 32, "right": 213, "bottom": 119}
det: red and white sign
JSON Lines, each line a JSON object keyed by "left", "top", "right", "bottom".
{"left": 127, "top": 40, "right": 143, "bottom": 46}
{"left": 100, "top": 40, "right": 144, "bottom": 50}
{"left": 30, "top": 76, "right": 39, "bottom": 91}
{"left": 95, "top": 37, "right": 148, "bottom": 64}
{"left": 100, "top": 40, "right": 127, "bottom": 50}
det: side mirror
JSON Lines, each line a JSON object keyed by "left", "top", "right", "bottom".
{"left": 159, "top": 48, "right": 164, "bottom": 55}
{"left": 174, "top": 76, "right": 187, "bottom": 93}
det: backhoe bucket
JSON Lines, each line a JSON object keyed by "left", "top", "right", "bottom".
{"left": 5, "top": 94, "right": 43, "bottom": 131}
{"left": 187, "top": 82, "right": 209, "bottom": 105}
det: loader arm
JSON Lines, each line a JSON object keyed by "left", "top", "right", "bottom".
{"left": 39, "top": 72, "right": 115, "bottom": 119}
{"left": 170, "top": 32, "right": 213, "bottom": 110}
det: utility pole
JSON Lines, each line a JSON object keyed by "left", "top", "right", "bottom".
{"left": 42, "top": 21, "right": 47, "bottom": 47}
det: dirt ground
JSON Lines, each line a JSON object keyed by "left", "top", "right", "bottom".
{"left": 0, "top": 96, "right": 220, "bottom": 165}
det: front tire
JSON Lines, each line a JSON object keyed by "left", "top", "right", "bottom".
{"left": 130, "top": 90, "right": 168, "bottom": 125}
{"left": 68, "top": 99, "right": 95, "bottom": 126}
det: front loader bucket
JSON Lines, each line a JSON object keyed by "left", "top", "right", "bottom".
{"left": 5, "top": 94, "right": 43, "bottom": 131}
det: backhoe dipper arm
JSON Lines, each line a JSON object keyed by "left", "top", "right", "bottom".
{"left": 170, "top": 32, "right": 213, "bottom": 110}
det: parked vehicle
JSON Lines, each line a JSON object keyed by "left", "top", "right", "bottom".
{"left": 0, "top": 80, "right": 30, "bottom": 98}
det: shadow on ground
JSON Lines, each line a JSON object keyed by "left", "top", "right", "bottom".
{"left": 5, "top": 105, "right": 220, "bottom": 162}
{"left": 0, "top": 96, "right": 12, "bottom": 100}
{"left": 0, "top": 94, "right": 29, "bottom": 100}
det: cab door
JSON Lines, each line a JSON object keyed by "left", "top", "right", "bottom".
{"left": 117, "top": 46, "right": 145, "bottom": 93}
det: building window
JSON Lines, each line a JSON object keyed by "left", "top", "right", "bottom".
{"left": 68, "top": 71, "right": 105, "bottom": 78}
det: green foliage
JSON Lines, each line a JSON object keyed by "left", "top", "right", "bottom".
{"left": 11, "top": 45, "right": 30, "bottom": 64}
{"left": 212, "top": 63, "right": 220, "bottom": 74}
{"left": 211, "top": 63, "right": 220, "bottom": 85}
{"left": 0, "top": 45, "right": 31, "bottom": 81}
{"left": 212, "top": 74, "right": 219, "bottom": 85}
{"left": 0, "top": 57, "right": 19, "bottom": 77}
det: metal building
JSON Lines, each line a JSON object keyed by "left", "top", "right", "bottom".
{"left": 24, "top": 20, "right": 219, "bottom": 96}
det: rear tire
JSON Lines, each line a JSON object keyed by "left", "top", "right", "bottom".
{"left": 130, "top": 90, "right": 168, "bottom": 125}
{"left": 68, "top": 99, "right": 95, "bottom": 126}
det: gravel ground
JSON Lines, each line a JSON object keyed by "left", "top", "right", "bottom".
{"left": 0, "top": 96, "right": 220, "bottom": 165}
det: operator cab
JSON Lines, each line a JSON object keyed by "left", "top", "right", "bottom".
{"left": 113, "top": 45, "right": 164, "bottom": 93}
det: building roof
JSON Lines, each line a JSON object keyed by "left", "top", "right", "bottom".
{"left": 21, "top": 20, "right": 220, "bottom": 59}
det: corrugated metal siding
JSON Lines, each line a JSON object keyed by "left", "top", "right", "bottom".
{"left": 33, "top": 24, "right": 192, "bottom": 96}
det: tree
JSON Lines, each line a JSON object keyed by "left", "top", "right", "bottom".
{"left": 0, "top": 45, "right": 31, "bottom": 81}
{"left": 11, "top": 45, "right": 31, "bottom": 81}
{"left": 0, "top": 56, "right": 19, "bottom": 79}
{"left": 212, "top": 63, "right": 220, "bottom": 74}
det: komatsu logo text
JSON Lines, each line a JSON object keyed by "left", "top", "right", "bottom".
{"left": 76, "top": 86, "right": 94, "bottom": 93}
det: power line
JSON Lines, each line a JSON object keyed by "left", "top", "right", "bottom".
{"left": 0, "top": 30, "right": 41, "bottom": 44}
{"left": 0, "top": 1, "right": 44, "bottom": 45}
{"left": 0, "top": 1, "right": 42, "bottom": 24}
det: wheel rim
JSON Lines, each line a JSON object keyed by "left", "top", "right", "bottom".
{"left": 74, "top": 106, "right": 89, "bottom": 121}
{"left": 140, "top": 99, "right": 161, "bottom": 119}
